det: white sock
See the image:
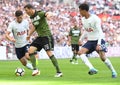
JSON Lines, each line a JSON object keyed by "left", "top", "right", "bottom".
{"left": 104, "top": 58, "right": 116, "bottom": 72}
{"left": 26, "top": 63, "right": 33, "bottom": 70}
{"left": 76, "top": 55, "right": 79, "bottom": 58}
{"left": 80, "top": 54, "right": 94, "bottom": 70}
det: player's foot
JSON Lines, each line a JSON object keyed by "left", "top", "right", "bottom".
{"left": 26, "top": 63, "right": 33, "bottom": 70}
{"left": 70, "top": 60, "right": 74, "bottom": 64}
{"left": 54, "top": 72, "right": 63, "bottom": 77}
{"left": 32, "top": 69, "right": 40, "bottom": 76}
{"left": 70, "top": 59, "right": 72, "bottom": 62}
{"left": 74, "top": 61, "right": 78, "bottom": 64}
{"left": 88, "top": 68, "right": 98, "bottom": 75}
{"left": 74, "top": 62, "right": 78, "bottom": 64}
{"left": 71, "top": 62, "right": 75, "bottom": 64}
{"left": 112, "top": 72, "right": 117, "bottom": 78}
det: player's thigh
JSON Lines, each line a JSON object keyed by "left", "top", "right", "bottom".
{"left": 25, "top": 52, "right": 30, "bottom": 60}
{"left": 15, "top": 47, "right": 26, "bottom": 60}
{"left": 28, "top": 46, "right": 37, "bottom": 54}
{"left": 78, "top": 47, "right": 89, "bottom": 55}
{"left": 71, "top": 44, "right": 76, "bottom": 53}
{"left": 43, "top": 36, "right": 54, "bottom": 51}
{"left": 46, "top": 50, "right": 53, "bottom": 57}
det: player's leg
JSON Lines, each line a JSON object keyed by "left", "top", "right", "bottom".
{"left": 78, "top": 41, "right": 98, "bottom": 75}
{"left": 19, "top": 56, "right": 33, "bottom": 70}
{"left": 97, "top": 39, "right": 117, "bottom": 78}
{"left": 98, "top": 51, "right": 117, "bottom": 78}
{"left": 35, "top": 53, "right": 39, "bottom": 65}
{"left": 44, "top": 36, "right": 62, "bottom": 77}
{"left": 74, "top": 44, "right": 80, "bottom": 64}
{"left": 24, "top": 52, "right": 33, "bottom": 69}
{"left": 72, "top": 51, "right": 77, "bottom": 64}
{"left": 70, "top": 44, "right": 76, "bottom": 64}
{"left": 15, "top": 47, "right": 33, "bottom": 70}
{"left": 25, "top": 50, "right": 39, "bottom": 65}
{"left": 70, "top": 51, "right": 77, "bottom": 64}
{"left": 24, "top": 44, "right": 34, "bottom": 69}
{"left": 19, "top": 57, "right": 27, "bottom": 66}
{"left": 28, "top": 46, "right": 40, "bottom": 76}
{"left": 46, "top": 50, "right": 63, "bottom": 77}
{"left": 25, "top": 52, "right": 30, "bottom": 60}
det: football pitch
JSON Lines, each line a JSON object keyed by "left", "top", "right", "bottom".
{"left": 0, "top": 57, "right": 119, "bottom": 85}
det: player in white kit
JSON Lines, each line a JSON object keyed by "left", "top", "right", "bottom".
{"left": 78, "top": 3, "right": 117, "bottom": 78}
{"left": 6, "top": 10, "right": 33, "bottom": 70}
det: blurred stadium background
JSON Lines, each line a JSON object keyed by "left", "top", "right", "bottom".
{"left": 0, "top": 0, "right": 120, "bottom": 60}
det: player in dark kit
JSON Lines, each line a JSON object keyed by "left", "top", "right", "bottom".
{"left": 24, "top": 4, "right": 62, "bottom": 77}
{"left": 68, "top": 24, "right": 81, "bottom": 64}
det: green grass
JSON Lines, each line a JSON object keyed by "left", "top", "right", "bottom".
{"left": 0, "top": 57, "right": 120, "bottom": 85}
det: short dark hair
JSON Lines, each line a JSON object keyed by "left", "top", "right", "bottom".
{"left": 79, "top": 3, "right": 89, "bottom": 11}
{"left": 24, "top": 4, "right": 34, "bottom": 9}
{"left": 15, "top": 10, "right": 23, "bottom": 17}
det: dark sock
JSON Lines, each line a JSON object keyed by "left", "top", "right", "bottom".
{"left": 72, "top": 53, "right": 77, "bottom": 60}
{"left": 50, "top": 55, "right": 61, "bottom": 73}
{"left": 30, "top": 54, "right": 36, "bottom": 70}
{"left": 74, "top": 55, "right": 77, "bottom": 61}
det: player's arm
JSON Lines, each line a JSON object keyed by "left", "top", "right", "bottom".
{"left": 5, "top": 31, "right": 16, "bottom": 43}
{"left": 79, "top": 30, "right": 87, "bottom": 45}
{"left": 38, "top": 11, "right": 53, "bottom": 20}
{"left": 68, "top": 35, "right": 71, "bottom": 46}
{"left": 95, "top": 16, "right": 104, "bottom": 50}
{"left": 27, "top": 25, "right": 35, "bottom": 40}
{"left": 96, "top": 17, "right": 103, "bottom": 45}
{"left": 6, "top": 23, "right": 16, "bottom": 42}
{"left": 79, "top": 30, "right": 87, "bottom": 41}
{"left": 45, "top": 12, "right": 53, "bottom": 20}
{"left": 78, "top": 29, "right": 82, "bottom": 46}
{"left": 67, "top": 28, "right": 72, "bottom": 46}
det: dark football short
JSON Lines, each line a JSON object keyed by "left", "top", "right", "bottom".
{"left": 15, "top": 44, "right": 29, "bottom": 59}
{"left": 71, "top": 44, "right": 79, "bottom": 51}
{"left": 30, "top": 36, "right": 54, "bottom": 51}
{"left": 82, "top": 39, "right": 107, "bottom": 54}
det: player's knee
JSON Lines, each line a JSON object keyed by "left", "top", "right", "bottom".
{"left": 25, "top": 53, "right": 30, "bottom": 60}
{"left": 29, "top": 52, "right": 36, "bottom": 56}
{"left": 46, "top": 50, "right": 53, "bottom": 57}
{"left": 29, "top": 51, "right": 37, "bottom": 57}
{"left": 100, "top": 56, "right": 106, "bottom": 61}
{"left": 76, "top": 51, "right": 79, "bottom": 54}
{"left": 27, "top": 47, "right": 37, "bottom": 54}
{"left": 20, "top": 59, "right": 27, "bottom": 66}
{"left": 73, "top": 51, "right": 77, "bottom": 54}
{"left": 78, "top": 51, "right": 83, "bottom": 55}
{"left": 22, "top": 63, "right": 26, "bottom": 66}
{"left": 28, "top": 50, "right": 33, "bottom": 54}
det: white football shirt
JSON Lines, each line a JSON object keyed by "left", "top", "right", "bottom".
{"left": 7, "top": 19, "right": 29, "bottom": 48}
{"left": 80, "top": 14, "right": 104, "bottom": 45}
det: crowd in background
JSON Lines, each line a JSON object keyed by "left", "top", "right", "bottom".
{"left": 0, "top": 0, "right": 120, "bottom": 50}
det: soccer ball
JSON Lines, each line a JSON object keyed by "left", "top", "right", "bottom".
{"left": 15, "top": 68, "right": 25, "bottom": 76}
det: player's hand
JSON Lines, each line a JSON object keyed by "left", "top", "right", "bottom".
{"left": 11, "top": 38, "right": 16, "bottom": 43}
{"left": 96, "top": 44, "right": 102, "bottom": 51}
{"left": 26, "top": 36, "right": 30, "bottom": 41}
{"left": 67, "top": 41, "right": 71, "bottom": 46}
{"left": 45, "top": 12, "right": 52, "bottom": 20}
{"left": 78, "top": 41, "right": 82, "bottom": 46}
